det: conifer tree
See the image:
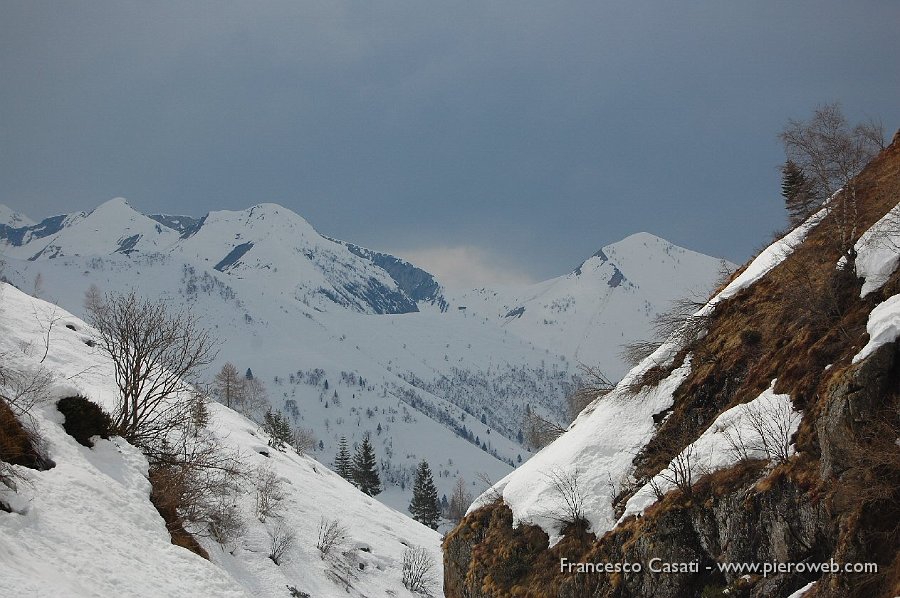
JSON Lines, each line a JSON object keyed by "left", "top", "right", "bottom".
{"left": 409, "top": 460, "right": 441, "bottom": 529}
{"left": 263, "top": 409, "right": 293, "bottom": 450}
{"left": 780, "top": 159, "right": 819, "bottom": 227}
{"left": 351, "top": 432, "right": 382, "bottom": 496}
{"left": 334, "top": 436, "right": 352, "bottom": 480}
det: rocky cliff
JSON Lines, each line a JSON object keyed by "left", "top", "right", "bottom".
{"left": 444, "top": 136, "right": 900, "bottom": 598}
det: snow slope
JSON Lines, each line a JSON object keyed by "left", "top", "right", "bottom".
{"left": 454, "top": 232, "right": 732, "bottom": 381}
{"left": 0, "top": 204, "right": 35, "bottom": 228}
{"left": 1, "top": 200, "right": 567, "bottom": 514}
{"left": 0, "top": 281, "right": 443, "bottom": 597}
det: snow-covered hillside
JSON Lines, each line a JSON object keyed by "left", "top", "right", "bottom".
{"left": 0, "top": 199, "right": 572, "bottom": 513}
{"left": 454, "top": 232, "right": 733, "bottom": 380}
{"left": 0, "top": 281, "right": 443, "bottom": 597}
{"left": 0, "top": 199, "right": 729, "bottom": 515}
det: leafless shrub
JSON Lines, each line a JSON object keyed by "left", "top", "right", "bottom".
{"left": 0, "top": 360, "right": 53, "bottom": 426}
{"left": 544, "top": 468, "right": 586, "bottom": 527}
{"left": 207, "top": 494, "right": 245, "bottom": 550}
{"left": 266, "top": 519, "right": 297, "bottom": 565}
{"left": 292, "top": 427, "right": 316, "bottom": 455}
{"left": 723, "top": 398, "right": 800, "bottom": 465}
{"left": 779, "top": 255, "right": 859, "bottom": 340}
{"left": 523, "top": 410, "right": 565, "bottom": 450}
{"left": 620, "top": 296, "right": 709, "bottom": 370}
{"left": 148, "top": 426, "right": 247, "bottom": 546}
{"left": 255, "top": 464, "right": 286, "bottom": 521}
{"left": 476, "top": 471, "right": 504, "bottom": 505}
{"left": 401, "top": 545, "right": 435, "bottom": 593}
{"left": 620, "top": 340, "right": 664, "bottom": 368}
{"left": 567, "top": 364, "right": 615, "bottom": 421}
{"left": 316, "top": 516, "right": 347, "bottom": 557}
{"left": 656, "top": 442, "right": 703, "bottom": 498}
{"left": 85, "top": 290, "right": 218, "bottom": 449}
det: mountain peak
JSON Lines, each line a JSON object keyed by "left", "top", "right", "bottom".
{"left": 0, "top": 204, "right": 36, "bottom": 228}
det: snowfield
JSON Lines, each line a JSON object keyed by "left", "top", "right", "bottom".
{"left": 0, "top": 282, "right": 443, "bottom": 597}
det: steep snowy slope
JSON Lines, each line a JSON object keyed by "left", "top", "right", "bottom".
{"left": 0, "top": 204, "right": 35, "bottom": 228}
{"left": 0, "top": 281, "right": 443, "bottom": 597}
{"left": 455, "top": 232, "right": 732, "bottom": 380}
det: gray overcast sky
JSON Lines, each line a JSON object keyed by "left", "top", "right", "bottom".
{"left": 2, "top": 1, "right": 898, "bottom": 285}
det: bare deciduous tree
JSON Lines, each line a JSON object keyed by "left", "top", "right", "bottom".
{"left": 85, "top": 290, "right": 217, "bottom": 448}
{"left": 447, "top": 475, "right": 474, "bottom": 524}
{"left": 212, "top": 362, "right": 244, "bottom": 409}
{"left": 255, "top": 464, "right": 286, "bottom": 521}
{"left": 780, "top": 103, "right": 885, "bottom": 261}
{"left": 241, "top": 376, "right": 269, "bottom": 416}
{"left": 292, "top": 426, "right": 316, "bottom": 455}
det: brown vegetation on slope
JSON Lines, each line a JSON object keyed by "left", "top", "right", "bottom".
{"left": 446, "top": 136, "right": 900, "bottom": 598}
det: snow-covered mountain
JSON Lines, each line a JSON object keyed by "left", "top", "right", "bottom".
{"left": 0, "top": 281, "right": 443, "bottom": 597}
{"left": 0, "top": 198, "right": 728, "bottom": 515}
{"left": 454, "top": 232, "right": 733, "bottom": 380}
{"left": 0, "top": 204, "right": 35, "bottom": 229}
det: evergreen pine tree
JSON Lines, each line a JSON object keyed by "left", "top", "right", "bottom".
{"left": 780, "top": 159, "right": 820, "bottom": 227}
{"left": 334, "top": 436, "right": 352, "bottom": 480}
{"left": 409, "top": 460, "right": 441, "bottom": 529}
{"left": 263, "top": 409, "right": 293, "bottom": 450}
{"left": 351, "top": 432, "right": 382, "bottom": 496}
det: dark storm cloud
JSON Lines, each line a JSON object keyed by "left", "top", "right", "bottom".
{"left": 2, "top": 1, "right": 898, "bottom": 281}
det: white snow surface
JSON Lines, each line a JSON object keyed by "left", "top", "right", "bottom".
{"left": 454, "top": 232, "right": 731, "bottom": 380}
{"left": 853, "top": 294, "right": 900, "bottom": 364}
{"left": 0, "top": 282, "right": 442, "bottom": 597}
{"left": 621, "top": 380, "right": 800, "bottom": 520}
{"left": 469, "top": 352, "right": 693, "bottom": 543}
{"left": 0, "top": 204, "right": 35, "bottom": 228}
{"left": 843, "top": 202, "right": 900, "bottom": 297}
{"left": 786, "top": 581, "right": 817, "bottom": 598}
